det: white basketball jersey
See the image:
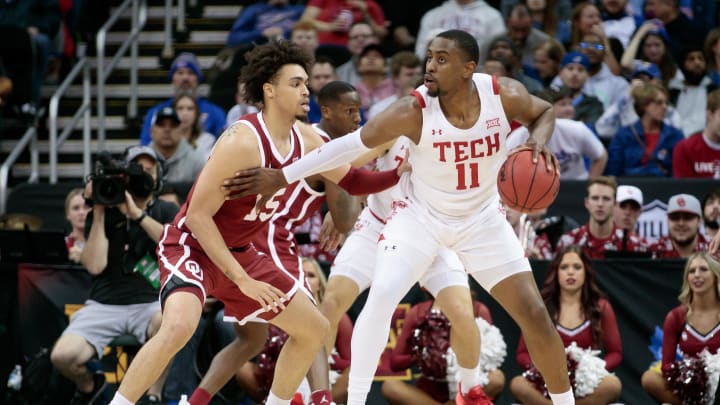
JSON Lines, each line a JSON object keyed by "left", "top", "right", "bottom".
{"left": 407, "top": 73, "right": 510, "bottom": 218}
{"left": 367, "top": 136, "right": 411, "bottom": 220}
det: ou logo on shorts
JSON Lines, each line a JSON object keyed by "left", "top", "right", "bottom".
{"left": 185, "top": 260, "right": 203, "bottom": 281}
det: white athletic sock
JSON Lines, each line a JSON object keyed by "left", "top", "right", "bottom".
{"left": 265, "top": 391, "right": 291, "bottom": 405}
{"left": 549, "top": 389, "right": 575, "bottom": 405}
{"left": 459, "top": 366, "right": 482, "bottom": 394}
{"left": 108, "top": 392, "right": 134, "bottom": 405}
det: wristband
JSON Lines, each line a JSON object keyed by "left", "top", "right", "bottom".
{"left": 133, "top": 212, "right": 147, "bottom": 223}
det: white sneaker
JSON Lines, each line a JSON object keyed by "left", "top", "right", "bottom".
{"left": 178, "top": 394, "right": 191, "bottom": 405}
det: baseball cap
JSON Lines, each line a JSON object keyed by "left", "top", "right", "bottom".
{"left": 359, "top": 43, "right": 385, "bottom": 59}
{"left": 667, "top": 194, "right": 702, "bottom": 217}
{"left": 152, "top": 106, "right": 180, "bottom": 126}
{"left": 560, "top": 51, "right": 590, "bottom": 70}
{"left": 617, "top": 185, "right": 643, "bottom": 206}
{"left": 169, "top": 52, "right": 203, "bottom": 82}
{"left": 125, "top": 145, "right": 159, "bottom": 164}
{"left": 632, "top": 62, "right": 661, "bottom": 80}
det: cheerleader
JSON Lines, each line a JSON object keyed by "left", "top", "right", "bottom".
{"left": 641, "top": 252, "right": 720, "bottom": 404}
{"left": 382, "top": 292, "right": 505, "bottom": 404}
{"left": 510, "top": 245, "right": 623, "bottom": 404}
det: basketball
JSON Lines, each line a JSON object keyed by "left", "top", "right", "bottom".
{"left": 497, "top": 149, "right": 560, "bottom": 213}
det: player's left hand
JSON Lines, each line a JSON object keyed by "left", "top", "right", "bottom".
{"left": 513, "top": 142, "right": 559, "bottom": 175}
{"left": 222, "top": 167, "right": 288, "bottom": 202}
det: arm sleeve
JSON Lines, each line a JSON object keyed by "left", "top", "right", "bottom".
{"left": 516, "top": 335, "right": 532, "bottom": 370}
{"left": 605, "top": 129, "right": 625, "bottom": 176}
{"left": 661, "top": 308, "right": 682, "bottom": 372}
{"left": 282, "top": 128, "right": 371, "bottom": 183}
{"left": 337, "top": 166, "right": 399, "bottom": 196}
{"left": 572, "top": 121, "right": 606, "bottom": 161}
{"left": 600, "top": 300, "right": 623, "bottom": 371}
{"left": 332, "top": 314, "right": 354, "bottom": 371}
{"left": 389, "top": 305, "right": 422, "bottom": 372}
{"left": 594, "top": 103, "right": 621, "bottom": 140}
{"left": 226, "top": 6, "right": 263, "bottom": 46}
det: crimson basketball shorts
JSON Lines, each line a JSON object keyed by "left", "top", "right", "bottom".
{"left": 157, "top": 225, "right": 302, "bottom": 324}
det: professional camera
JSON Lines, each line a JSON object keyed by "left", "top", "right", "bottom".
{"left": 91, "top": 153, "right": 154, "bottom": 206}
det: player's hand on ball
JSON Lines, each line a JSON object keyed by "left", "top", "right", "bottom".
{"left": 236, "top": 278, "right": 287, "bottom": 313}
{"left": 512, "top": 142, "right": 559, "bottom": 174}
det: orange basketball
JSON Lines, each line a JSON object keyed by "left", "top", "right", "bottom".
{"left": 497, "top": 149, "right": 560, "bottom": 213}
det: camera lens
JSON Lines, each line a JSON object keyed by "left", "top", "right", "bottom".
{"left": 97, "top": 181, "right": 124, "bottom": 200}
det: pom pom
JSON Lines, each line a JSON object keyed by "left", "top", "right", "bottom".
{"left": 566, "top": 342, "right": 610, "bottom": 398}
{"left": 523, "top": 342, "right": 611, "bottom": 398}
{"left": 410, "top": 309, "right": 451, "bottom": 380}
{"left": 446, "top": 317, "right": 508, "bottom": 398}
{"left": 256, "top": 325, "right": 289, "bottom": 395}
{"left": 703, "top": 349, "right": 720, "bottom": 404}
{"left": 665, "top": 356, "right": 707, "bottom": 404}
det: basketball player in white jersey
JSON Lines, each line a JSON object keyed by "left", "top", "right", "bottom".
{"left": 229, "top": 30, "right": 573, "bottom": 405}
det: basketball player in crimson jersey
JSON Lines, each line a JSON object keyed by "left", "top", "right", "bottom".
{"left": 109, "top": 42, "right": 401, "bottom": 405}
{"left": 227, "top": 30, "right": 575, "bottom": 405}
{"left": 184, "top": 82, "right": 373, "bottom": 405}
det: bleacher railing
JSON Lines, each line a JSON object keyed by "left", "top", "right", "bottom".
{"left": 48, "top": 58, "right": 92, "bottom": 184}
{"left": 162, "top": 0, "right": 187, "bottom": 62}
{"left": 0, "top": 125, "right": 40, "bottom": 214}
{"left": 96, "top": 0, "right": 147, "bottom": 150}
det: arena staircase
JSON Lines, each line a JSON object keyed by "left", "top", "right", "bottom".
{"left": 0, "top": 0, "right": 242, "bottom": 189}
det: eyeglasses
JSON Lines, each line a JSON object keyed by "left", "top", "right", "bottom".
{"left": 579, "top": 42, "right": 605, "bottom": 51}
{"left": 349, "top": 34, "right": 373, "bottom": 41}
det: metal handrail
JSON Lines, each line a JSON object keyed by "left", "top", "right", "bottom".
{"left": 48, "top": 58, "right": 91, "bottom": 184}
{"left": 0, "top": 126, "right": 39, "bottom": 214}
{"left": 96, "top": 0, "right": 147, "bottom": 150}
{"left": 162, "top": 0, "right": 187, "bottom": 62}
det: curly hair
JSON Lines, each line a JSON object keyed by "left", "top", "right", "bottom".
{"left": 240, "top": 40, "right": 314, "bottom": 105}
{"left": 541, "top": 245, "right": 607, "bottom": 349}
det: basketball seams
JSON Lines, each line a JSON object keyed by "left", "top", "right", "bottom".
{"left": 497, "top": 150, "right": 560, "bottom": 213}
{"left": 509, "top": 153, "right": 520, "bottom": 207}
{"left": 519, "top": 154, "right": 541, "bottom": 211}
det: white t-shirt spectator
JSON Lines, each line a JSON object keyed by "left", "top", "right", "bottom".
{"left": 507, "top": 119, "right": 606, "bottom": 180}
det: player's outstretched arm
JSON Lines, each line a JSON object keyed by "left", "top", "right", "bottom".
{"left": 222, "top": 97, "right": 421, "bottom": 198}
{"left": 185, "top": 125, "right": 287, "bottom": 312}
{"left": 498, "top": 76, "right": 557, "bottom": 173}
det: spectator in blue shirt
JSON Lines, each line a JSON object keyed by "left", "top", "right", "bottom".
{"left": 606, "top": 82, "right": 684, "bottom": 177}
{"left": 226, "top": 0, "right": 305, "bottom": 47}
{"left": 139, "top": 53, "right": 226, "bottom": 146}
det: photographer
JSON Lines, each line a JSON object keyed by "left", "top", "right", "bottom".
{"left": 50, "top": 146, "right": 179, "bottom": 405}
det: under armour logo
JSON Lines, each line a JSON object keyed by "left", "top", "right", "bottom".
{"left": 432, "top": 128, "right": 443, "bottom": 135}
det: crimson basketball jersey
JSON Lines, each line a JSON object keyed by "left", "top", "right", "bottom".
{"left": 172, "top": 112, "right": 304, "bottom": 248}
{"left": 408, "top": 74, "right": 511, "bottom": 218}
{"left": 252, "top": 123, "right": 330, "bottom": 280}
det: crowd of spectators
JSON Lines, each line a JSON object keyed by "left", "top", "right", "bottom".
{"left": 9, "top": 0, "right": 720, "bottom": 404}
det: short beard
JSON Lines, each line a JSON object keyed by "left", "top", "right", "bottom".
{"left": 427, "top": 87, "right": 440, "bottom": 98}
{"left": 705, "top": 218, "right": 720, "bottom": 230}
{"left": 673, "top": 234, "right": 696, "bottom": 247}
{"left": 683, "top": 70, "right": 706, "bottom": 86}
{"left": 295, "top": 113, "right": 308, "bottom": 122}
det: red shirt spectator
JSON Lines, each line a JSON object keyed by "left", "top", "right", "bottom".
{"left": 302, "top": 0, "right": 387, "bottom": 47}
{"left": 556, "top": 223, "right": 648, "bottom": 259}
{"left": 672, "top": 131, "right": 720, "bottom": 178}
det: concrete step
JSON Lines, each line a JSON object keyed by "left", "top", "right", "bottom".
{"left": 41, "top": 83, "right": 210, "bottom": 99}
{"left": 0, "top": 139, "right": 135, "bottom": 155}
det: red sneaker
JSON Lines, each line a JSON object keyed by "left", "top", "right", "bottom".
{"left": 455, "top": 383, "right": 494, "bottom": 405}
{"left": 290, "top": 392, "right": 305, "bottom": 405}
